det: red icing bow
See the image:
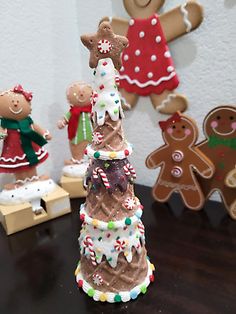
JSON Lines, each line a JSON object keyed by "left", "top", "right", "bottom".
{"left": 13, "top": 85, "right": 33, "bottom": 102}
{"left": 159, "top": 112, "right": 181, "bottom": 131}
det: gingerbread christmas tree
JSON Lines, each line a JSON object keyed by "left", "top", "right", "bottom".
{"left": 75, "top": 22, "right": 154, "bottom": 303}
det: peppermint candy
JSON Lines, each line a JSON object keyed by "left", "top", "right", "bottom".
{"left": 114, "top": 239, "right": 126, "bottom": 252}
{"left": 123, "top": 197, "right": 136, "bottom": 210}
{"left": 91, "top": 91, "right": 98, "bottom": 106}
{"left": 92, "top": 131, "right": 103, "bottom": 145}
{"left": 98, "top": 39, "right": 112, "bottom": 54}
{"left": 92, "top": 273, "right": 103, "bottom": 286}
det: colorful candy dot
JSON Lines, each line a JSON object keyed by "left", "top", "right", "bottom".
{"left": 115, "top": 100, "right": 119, "bottom": 104}
{"left": 74, "top": 267, "right": 80, "bottom": 276}
{"left": 102, "top": 61, "right": 108, "bottom": 66}
{"left": 109, "top": 152, "right": 117, "bottom": 159}
{"left": 130, "top": 290, "right": 138, "bottom": 299}
{"left": 104, "top": 162, "right": 110, "bottom": 168}
{"left": 108, "top": 257, "right": 112, "bottom": 262}
{"left": 92, "top": 219, "right": 99, "bottom": 227}
{"left": 108, "top": 221, "right": 115, "bottom": 229}
{"left": 114, "top": 108, "right": 119, "bottom": 114}
{"left": 80, "top": 214, "right": 85, "bottom": 221}
{"left": 94, "top": 151, "right": 100, "bottom": 159}
{"left": 99, "top": 102, "right": 106, "bottom": 108}
{"left": 125, "top": 218, "right": 132, "bottom": 225}
{"left": 124, "top": 251, "right": 129, "bottom": 257}
{"left": 114, "top": 294, "right": 122, "bottom": 302}
{"left": 93, "top": 70, "right": 96, "bottom": 75}
{"left": 98, "top": 237, "right": 102, "bottom": 241}
{"left": 87, "top": 288, "right": 95, "bottom": 297}
{"left": 78, "top": 280, "right": 83, "bottom": 288}
{"left": 150, "top": 263, "right": 155, "bottom": 271}
{"left": 99, "top": 84, "right": 105, "bottom": 90}
{"left": 140, "top": 285, "right": 147, "bottom": 294}
{"left": 101, "top": 71, "right": 106, "bottom": 77}
{"left": 100, "top": 293, "right": 107, "bottom": 302}
{"left": 84, "top": 149, "right": 87, "bottom": 155}
{"left": 149, "top": 274, "right": 155, "bottom": 282}
{"left": 124, "top": 149, "right": 129, "bottom": 156}
{"left": 110, "top": 92, "right": 115, "bottom": 97}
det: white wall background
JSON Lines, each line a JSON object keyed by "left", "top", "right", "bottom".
{"left": 0, "top": 0, "right": 236, "bottom": 192}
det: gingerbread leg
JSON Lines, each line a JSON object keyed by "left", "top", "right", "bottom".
{"left": 150, "top": 90, "right": 188, "bottom": 114}
{"left": 65, "top": 141, "right": 89, "bottom": 165}
{"left": 180, "top": 188, "right": 204, "bottom": 210}
{"left": 152, "top": 183, "right": 174, "bottom": 202}
{"left": 120, "top": 88, "right": 139, "bottom": 110}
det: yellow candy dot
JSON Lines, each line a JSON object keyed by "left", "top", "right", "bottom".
{"left": 74, "top": 266, "right": 80, "bottom": 276}
{"left": 124, "top": 251, "right": 129, "bottom": 257}
{"left": 150, "top": 263, "right": 155, "bottom": 271}
{"left": 100, "top": 293, "right": 107, "bottom": 302}
{"left": 92, "top": 219, "right": 99, "bottom": 227}
{"left": 109, "top": 152, "right": 117, "bottom": 159}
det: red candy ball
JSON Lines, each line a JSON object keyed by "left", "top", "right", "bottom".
{"left": 78, "top": 280, "right": 83, "bottom": 288}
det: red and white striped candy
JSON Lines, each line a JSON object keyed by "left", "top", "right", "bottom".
{"left": 138, "top": 222, "right": 145, "bottom": 235}
{"left": 91, "top": 91, "right": 98, "bottom": 106}
{"left": 123, "top": 197, "right": 136, "bottom": 210}
{"left": 93, "top": 167, "right": 110, "bottom": 189}
{"left": 84, "top": 236, "right": 97, "bottom": 266}
{"left": 98, "top": 39, "right": 112, "bottom": 54}
{"left": 92, "top": 273, "right": 103, "bottom": 286}
{"left": 114, "top": 239, "right": 126, "bottom": 252}
{"left": 123, "top": 163, "right": 136, "bottom": 179}
{"left": 92, "top": 131, "right": 103, "bottom": 145}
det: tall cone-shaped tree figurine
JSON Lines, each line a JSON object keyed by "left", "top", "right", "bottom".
{"left": 75, "top": 23, "right": 154, "bottom": 303}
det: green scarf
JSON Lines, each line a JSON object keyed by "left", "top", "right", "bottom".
{"left": 1, "top": 117, "right": 47, "bottom": 166}
{"left": 208, "top": 135, "right": 236, "bottom": 150}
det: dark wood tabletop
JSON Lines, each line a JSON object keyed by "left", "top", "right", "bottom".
{"left": 0, "top": 184, "right": 235, "bottom": 314}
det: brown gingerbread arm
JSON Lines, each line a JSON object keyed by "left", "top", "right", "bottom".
{"left": 32, "top": 123, "right": 50, "bottom": 139}
{"left": 159, "top": 1, "right": 204, "bottom": 42}
{"left": 100, "top": 16, "right": 129, "bottom": 37}
{"left": 190, "top": 148, "right": 215, "bottom": 178}
{"left": 146, "top": 146, "right": 168, "bottom": 169}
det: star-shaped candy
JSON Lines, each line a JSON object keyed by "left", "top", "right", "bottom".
{"left": 80, "top": 21, "right": 129, "bottom": 70}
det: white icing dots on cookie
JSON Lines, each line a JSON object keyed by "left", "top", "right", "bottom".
{"left": 155, "top": 36, "right": 161, "bottom": 43}
{"left": 151, "top": 55, "right": 157, "bottom": 62}
{"left": 135, "top": 66, "right": 140, "bottom": 73}
{"left": 164, "top": 51, "right": 171, "bottom": 58}
{"left": 139, "top": 31, "right": 145, "bottom": 38}
{"left": 167, "top": 66, "right": 174, "bottom": 73}
{"left": 151, "top": 18, "right": 157, "bottom": 25}
{"left": 135, "top": 49, "right": 141, "bottom": 56}
{"left": 147, "top": 72, "right": 153, "bottom": 79}
{"left": 129, "top": 19, "right": 135, "bottom": 26}
{"left": 124, "top": 54, "right": 129, "bottom": 61}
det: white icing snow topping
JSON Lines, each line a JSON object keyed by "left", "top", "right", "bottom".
{"left": 79, "top": 219, "right": 145, "bottom": 268}
{"left": 62, "top": 162, "right": 89, "bottom": 178}
{"left": 92, "top": 58, "right": 124, "bottom": 126}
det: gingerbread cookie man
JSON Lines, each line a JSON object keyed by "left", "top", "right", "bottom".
{"left": 81, "top": 21, "right": 129, "bottom": 70}
{"left": 197, "top": 106, "right": 236, "bottom": 219}
{"left": 103, "top": 0, "right": 203, "bottom": 114}
{"left": 146, "top": 112, "right": 214, "bottom": 210}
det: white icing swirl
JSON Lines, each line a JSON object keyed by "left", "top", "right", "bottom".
{"left": 93, "top": 58, "right": 124, "bottom": 126}
{"left": 171, "top": 166, "right": 183, "bottom": 178}
{"left": 180, "top": 3, "right": 192, "bottom": 33}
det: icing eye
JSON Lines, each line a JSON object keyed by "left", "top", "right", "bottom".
{"left": 182, "top": 125, "right": 186, "bottom": 129}
{"left": 172, "top": 125, "right": 176, "bottom": 129}
{"left": 11, "top": 100, "right": 14, "bottom": 103}
{"left": 229, "top": 116, "right": 234, "bottom": 120}
{"left": 16, "top": 100, "right": 19, "bottom": 104}
{"left": 216, "top": 116, "right": 221, "bottom": 120}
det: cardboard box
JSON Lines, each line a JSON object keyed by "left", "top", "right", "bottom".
{"left": 59, "top": 176, "right": 87, "bottom": 198}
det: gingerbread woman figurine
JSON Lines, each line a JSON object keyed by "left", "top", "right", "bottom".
{"left": 197, "top": 106, "right": 236, "bottom": 219}
{"left": 102, "top": 0, "right": 203, "bottom": 114}
{"left": 0, "top": 85, "right": 51, "bottom": 189}
{"left": 146, "top": 112, "right": 214, "bottom": 210}
{"left": 57, "top": 82, "right": 93, "bottom": 177}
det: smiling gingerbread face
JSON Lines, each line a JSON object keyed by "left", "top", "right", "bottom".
{"left": 123, "top": 0, "right": 164, "bottom": 19}
{"left": 66, "top": 83, "right": 93, "bottom": 107}
{"left": 204, "top": 106, "right": 236, "bottom": 139}
{"left": 0, "top": 90, "right": 32, "bottom": 121}
{"left": 160, "top": 113, "right": 197, "bottom": 146}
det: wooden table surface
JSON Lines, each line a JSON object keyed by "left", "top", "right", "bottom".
{"left": 0, "top": 184, "right": 235, "bottom": 314}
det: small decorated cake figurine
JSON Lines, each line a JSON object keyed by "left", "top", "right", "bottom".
{"left": 57, "top": 82, "right": 93, "bottom": 178}
{"left": 0, "top": 85, "right": 56, "bottom": 213}
{"left": 75, "top": 24, "right": 154, "bottom": 303}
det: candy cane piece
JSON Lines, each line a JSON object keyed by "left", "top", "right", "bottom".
{"left": 123, "top": 163, "right": 136, "bottom": 179}
{"left": 93, "top": 167, "right": 110, "bottom": 189}
{"left": 84, "top": 236, "right": 97, "bottom": 266}
{"left": 138, "top": 222, "right": 145, "bottom": 235}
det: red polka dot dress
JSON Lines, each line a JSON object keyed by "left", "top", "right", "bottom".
{"left": 119, "top": 14, "right": 179, "bottom": 96}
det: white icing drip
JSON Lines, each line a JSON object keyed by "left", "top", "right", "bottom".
{"left": 119, "top": 71, "right": 176, "bottom": 88}
{"left": 16, "top": 175, "right": 39, "bottom": 184}
{"left": 180, "top": 3, "right": 192, "bottom": 33}
{"left": 93, "top": 58, "right": 124, "bottom": 126}
{"left": 79, "top": 220, "right": 145, "bottom": 268}
{"left": 157, "top": 93, "right": 177, "bottom": 111}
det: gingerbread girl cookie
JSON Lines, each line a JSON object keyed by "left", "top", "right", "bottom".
{"left": 197, "top": 106, "right": 236, "bottom": 219}
{"left": 146, "top": 112, "right": 214, "bottom": 210}
{"left": 57, "top": 82, "right": 93, "bottom": 178}
{"left": 103, "top": 0, "right": 203, "bottom": 114}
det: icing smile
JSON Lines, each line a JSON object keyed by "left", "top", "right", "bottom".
{"left": 9, "top": 107, "right": 23, "bottom": 115}
{"left": 212, "top": 127, "right": 235, "bottom": 136}
{"left": 169, "top": 133, "right": 188, "bottom": 141}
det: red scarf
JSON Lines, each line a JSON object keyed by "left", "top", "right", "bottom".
{"left": 68, "top": 104, "right": 92, "bottom": 140}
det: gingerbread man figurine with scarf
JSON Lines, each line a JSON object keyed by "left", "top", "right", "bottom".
{"left": 102, "top": 0, "right": 203, "bottom": 114}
